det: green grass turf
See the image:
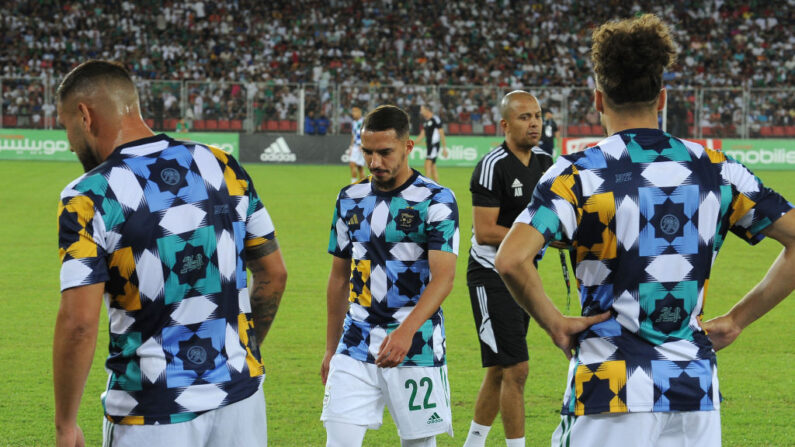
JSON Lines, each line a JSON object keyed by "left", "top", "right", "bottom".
{"left": 0, "top": 160, "right": 792, "bottom": 446}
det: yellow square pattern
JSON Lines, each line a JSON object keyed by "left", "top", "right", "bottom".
{"left": 574, "top": 360, "right": 628, "bottom": 415}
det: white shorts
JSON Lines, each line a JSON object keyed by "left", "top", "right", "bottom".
{"left": 350, "top": 144, "right": 365, "bottom": 167}
{"left": 320, "top": 354, "right": 453, "bottom": 440}
{"left": 102, "top": 386, "right": 267, "bottom": 447}
{"left": 551, "top": 410, "right": 721, "bottom": 447}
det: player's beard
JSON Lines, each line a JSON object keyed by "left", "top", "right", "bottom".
{"left": 75, "top": 143, "right": 102, "bottom": 172}
{"left": 370, "top": 153, "right": 407, "bottom": 191}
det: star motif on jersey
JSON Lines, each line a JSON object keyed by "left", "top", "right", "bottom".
{"left": 351, "top": 264, "right": 367, "bottom": 295}
{"left": 397, "top": 268, "right": 423, "bottom": 300}
{"left": 578, "top": 209, "right": 607, "bottom": 251}
{"left": 246, "top": 324, "right": 260, "bottom": 356}
{"left": 650, "top": 199, "right": 687, "bottom": 242}
{"left": 149, "top": 158, "right": 187, "bottom": 194}
{"left": 58, "top": 209, "right": 84, "bottom": 249}
{"left": 177, "top": 334, "right": 218, "bottom": 376}
{"left": 649, "top": 293, "right": 686, "bottom": 334}
{"left": 580, "top": 373, "right": 616, "bottom": 406}
{"left": 664, "top": 372, "right": 705, "bottom": 411}
{"left": 408, "top": 331, "right": 429, "bottom": 357}
{"left": 343, "top": 323, "right": 365, "bottom": 349}
{"left": 173, "top": 243, "right": 207, "bottom": 286}
{"left": 106, "top": 265, "right": 131, "bottom": 297}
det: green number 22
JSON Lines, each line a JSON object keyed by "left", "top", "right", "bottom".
{"left": 405, "top": 377, "right": 436, "bottom": 411}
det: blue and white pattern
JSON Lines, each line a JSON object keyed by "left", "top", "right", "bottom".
{"left": 58, "top": 134, "right": 273, "bottom": 425}
{"left": 517, "top": 128, "right": 792, "bottom": 416}
{"left": 328, "top": 170, "right": 459, "bottom": 367}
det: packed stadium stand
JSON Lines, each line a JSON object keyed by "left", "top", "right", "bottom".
{"left": 1, "top": 0, "right": 793, "bottom": 137}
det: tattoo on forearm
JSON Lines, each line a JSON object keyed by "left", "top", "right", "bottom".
{"left": 245, "top": 238, "right": 280, "bottom": 263}
{"left": 249, "top": 279, "right": 283, "bottom": 344}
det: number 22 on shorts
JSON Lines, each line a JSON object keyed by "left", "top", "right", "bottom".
{"left": 405, "top": 377, "right": 436, "bottom": 411}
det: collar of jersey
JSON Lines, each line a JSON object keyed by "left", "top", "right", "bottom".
{"left": 112, "top": 133, "right": 173, "bottom": 154}
{"left": 613, "top": 127, "right": 668, "bottom": 138}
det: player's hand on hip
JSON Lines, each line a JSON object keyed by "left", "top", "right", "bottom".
{"left": 376, "top": 328, "right": 412, "bottom": 368}
{"left": 701, "top": 314, "right": 742, "bottom": 351}
{"left": 55, "top": 424, "right": 85, "bottom": 447}
{"left": 550, "top": 312, "right": 611, "bottom": 361}
{"left": 320, "top": 350, "right": 335, "bottom": 385}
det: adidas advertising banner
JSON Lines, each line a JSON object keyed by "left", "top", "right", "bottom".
{"left": 239, "top": 134, "right": 502, "bottom": 167}
{"left": 0, "top": 129, "right": 240, "bottom": 161}
{"left": 239, "top": 134, "right": 351, "bottom": 164}
{"left": 6, "top": 128, "right": 791, "bottom": 171}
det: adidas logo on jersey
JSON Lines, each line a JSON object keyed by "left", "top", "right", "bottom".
{"left": 511, "top": 178, "right": 523, "bottom": 197}
{"left": 260, "top": 137, "right": 297, "bottom": 162}
{"left": 426, "top": 412, "right": 443, "bottom": 425}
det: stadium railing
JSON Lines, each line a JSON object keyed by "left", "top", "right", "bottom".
{"left": 1, "top": 76, "right": 792, "bottom": 139}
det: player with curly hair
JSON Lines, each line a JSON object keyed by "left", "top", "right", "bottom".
{"left": 495, "top": 14, "right": 795, "bottom": 446}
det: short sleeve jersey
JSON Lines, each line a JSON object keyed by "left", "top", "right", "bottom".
{"left": 517, "top": 128, "right": 792, "bottom": 416}
{"left": 58, "top": 134, "right": 274, "bottom": 425}
{"left": 328, "top": 170, "right": 460, "bottom": 367}
{"left": 352, "top": 117, "right": 364, "bottom": 147}
{"left": 468, "top": 143, "right": 552, "bottom": 272}
{"left": 423, "top": 115, "right": 443, "bottom": 147}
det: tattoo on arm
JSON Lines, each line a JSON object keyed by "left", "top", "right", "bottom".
{"left": 246, "top": 238, "right": 280, "bottom": 263}
{"left": 249, "top": 277, "right": 283, "bottom": 346}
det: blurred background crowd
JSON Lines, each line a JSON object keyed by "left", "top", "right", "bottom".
{"left": 1, "top": 0, "right": 793, "bottom": 137}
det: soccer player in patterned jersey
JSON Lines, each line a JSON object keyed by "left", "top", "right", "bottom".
{"left": 495, "top": 14, "right": 795, "bottom": 446}
{"left": 348, "top": 106, "right": 366, "bottom": 183}
{"left": 415, "top": 105, "right": 446, "bottom": 183}
{"left": 53, "top": 60, "right": 287, "bottom": 447}
{"left": 463, "top": 91, "right": 553, "bottom": 447}
{"left": 320, "top": 105, "right": 459, "bottom": 447}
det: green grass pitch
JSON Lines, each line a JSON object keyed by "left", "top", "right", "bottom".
{"left": 0, "top": 160, "right": 792, "bottom": 446}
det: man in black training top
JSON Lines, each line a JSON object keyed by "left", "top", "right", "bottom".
{"left": 463, "top": 91, "right": 553, "bottom": 447}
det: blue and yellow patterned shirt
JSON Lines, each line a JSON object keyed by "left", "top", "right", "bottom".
{"left": 328, "top": 170, "right": 459, "bottom": 367}
{"left": 518, "top": 128, "right": 792, "bottom": 416}
{"left": 58, "top": 134, "right": 274, "bottom": 424}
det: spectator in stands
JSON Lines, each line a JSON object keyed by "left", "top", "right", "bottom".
{"left": 305, "top": 110, "right": 317, "bottom": 135}
{"left": 316, "top": 113, "right": 330, "bottom": 135}
{"left": 0, "top": 1, "right": 792, "bottom": 134}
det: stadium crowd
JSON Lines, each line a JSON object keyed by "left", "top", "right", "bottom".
{"left": 1, "top": 0, "right": 793, "bottom": 133}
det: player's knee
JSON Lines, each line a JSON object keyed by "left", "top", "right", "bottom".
{"left": 484, "top": 365, "right": 505, "bottom": 384}
{"left": 401, "top": 435, "right": 436, "bottom": 447}
{"left": 503, "top": 362, "right": 529, "bottom": 388}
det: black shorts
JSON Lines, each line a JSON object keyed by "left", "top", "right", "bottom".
{"left": 426, "top": 143, "right": 440, "bottom": 162}
{"left": 467, "top": 267, "right": 531, "bottom": 367}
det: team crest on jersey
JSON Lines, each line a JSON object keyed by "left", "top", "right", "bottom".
{"left": 396, "top": 208, "right": 420, "bottom": 232}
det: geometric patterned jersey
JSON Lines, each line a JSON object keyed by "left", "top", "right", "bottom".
{"left": 328, "top": 170, "right": 459, "bottom": 367}
{"left": 58, "top": 134, "right": 274, "bottom": 425}
{"left": 516, "top": 128, "right": 792, "bottom": 416}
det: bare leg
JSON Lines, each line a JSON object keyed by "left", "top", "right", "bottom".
{"left": 499, "top": 361, "right": 529, "bottom": 439}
